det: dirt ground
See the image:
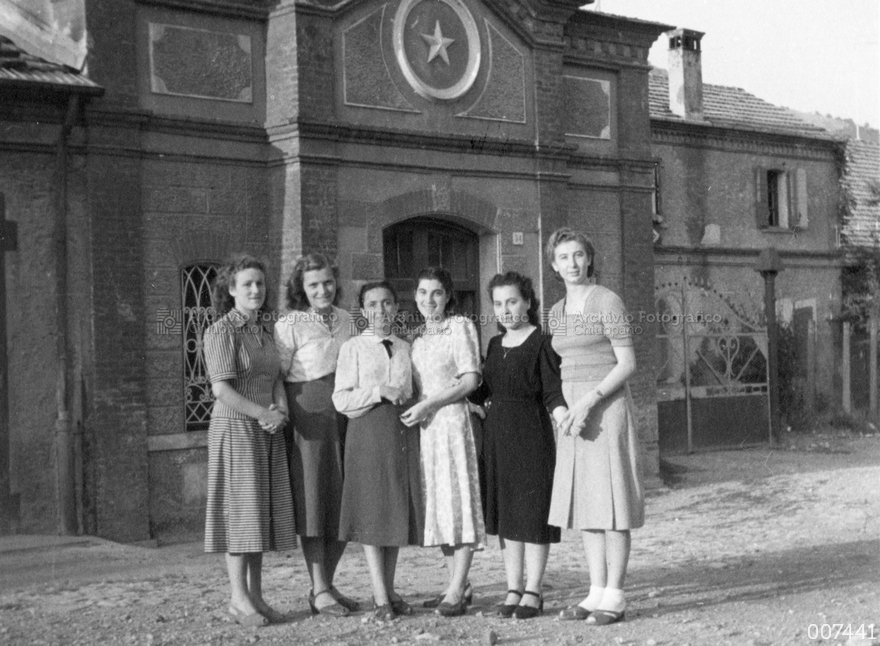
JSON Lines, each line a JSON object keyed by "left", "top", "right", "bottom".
{"left": 1, "top": 428, "right": 878, "bottom": 646}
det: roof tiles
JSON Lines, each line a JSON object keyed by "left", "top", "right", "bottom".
{"left": 0, "top": 35, "right": 101, "bottom": 94}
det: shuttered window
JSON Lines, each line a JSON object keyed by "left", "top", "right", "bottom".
{"left": 755, "top": 167, "right": 808, "bottom": 230}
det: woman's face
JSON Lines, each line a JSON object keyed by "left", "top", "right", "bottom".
{"left": 303, "top": 267, "right": 336, "bottom": 312}
{"left": 229, "top": 267, "right": 266, "bottom": 315}
{"left": 361, "top": 287, "right": 398, "bottom": 332}
{"left": 551, "top": 240, "right": 591, "bottom": 285}
{"left": 416, "top": 278, "right": 449, "bottom": 321}
{"left": 492, "top": 284, "right": 530, "bottom": 331}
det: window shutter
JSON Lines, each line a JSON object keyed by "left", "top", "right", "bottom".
{"left": 755, "top": 168, "right": 770, "bottom": 228}
{"left": 795, "top": 168, "right": 809, "bottom": 228}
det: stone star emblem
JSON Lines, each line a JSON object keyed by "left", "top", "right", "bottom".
{"left": 420, "top": 21, "right": 455, "bottom": 65}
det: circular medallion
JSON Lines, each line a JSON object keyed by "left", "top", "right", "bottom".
{"left": 393, "top": 0, "right": 481, "bottom": 101}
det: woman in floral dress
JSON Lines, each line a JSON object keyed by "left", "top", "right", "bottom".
{"left": 400, "top": 266, "right": 484, "bottom": 618}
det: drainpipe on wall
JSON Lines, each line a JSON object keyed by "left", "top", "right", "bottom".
{"left": 54, "top": 94, "right": 80, "bottom": 535}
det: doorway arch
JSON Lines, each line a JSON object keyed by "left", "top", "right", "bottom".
{"left": 383, "top": 216, "right": 480, "bottom": 329}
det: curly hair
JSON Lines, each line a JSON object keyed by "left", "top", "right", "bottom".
{"left": 284, "top": 253, "right": 341, "bottom": 311}
{"left": 416, "top": 266, "right": 457, "bottom": 315}
{"left": 211, "top": 254, "right": 271, "bottom": 318}
{"left": 545, "top": 227, "right": 595, "bottom": 279}
{"left": 487, "top": 271, "right": 540, "bottom": 331}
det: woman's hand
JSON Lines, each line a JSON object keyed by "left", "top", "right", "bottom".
{"left": 259, "top": 404, "right": 288, "bottom": 434}
{"left": 379, "top": 385, "right": 405, "bottom": 405}
{"left": 400, "top": 401, "right": 433, "bottom": 427}
{"left": 558, "top": 391, "right": 601, "bottom": 436}
{"left": 467, "top": 401, "right": 486, "bottom": 420}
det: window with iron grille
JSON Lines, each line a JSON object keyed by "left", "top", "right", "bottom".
{"left": 182, "top": 264, "right": 218, "bottom": 432}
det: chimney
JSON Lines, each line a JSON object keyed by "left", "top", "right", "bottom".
{"left": 667, "top": 28, "right": 704, "bottom": 120}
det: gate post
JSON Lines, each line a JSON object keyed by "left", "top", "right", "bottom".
{"left": 756, "top": 248, "right": 784, "bottom": 445}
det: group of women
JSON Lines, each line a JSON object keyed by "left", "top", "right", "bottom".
{"left": 202, "top": 227, "right": 644, "bottom": 629}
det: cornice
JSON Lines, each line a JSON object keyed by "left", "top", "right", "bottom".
{"left": 135, "top": 0, "right": 270, "bottom": 20}
{"left": 655, "top": 245, "right": 842, "bottom": 264}
{"left": 651, "top": 118, "right": 839, "bottom": 160}
{"left": 86, "top": 107, "right": 267, "bottom": 144}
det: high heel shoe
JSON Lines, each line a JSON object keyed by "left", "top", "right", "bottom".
{"left": 513, "top": 590, "right": 543, "bottom": 619}
{"left": 424, "top": 580, "right": 473, "bottom": 608}
{"left": 496, "top": 590, "right": 523, "bottom": 619}
{"left": 330, "top": 586, "right": 361, "bottom": 612}
{"left": 389, "top": 595, "right": 413, "bottom": 616}
{"left": 436, "top": 591, "right": 469, "bottom": 618}
{"left": 308, "top": 589, "right": 349, "bottom": 617}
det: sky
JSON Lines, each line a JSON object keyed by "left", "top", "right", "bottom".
{"left": 588, "top": 0, "right": 879, "bottom": 128}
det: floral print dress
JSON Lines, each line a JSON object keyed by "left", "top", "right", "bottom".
{"left": 410, "top": 316, "right": 486, "bottom": 547}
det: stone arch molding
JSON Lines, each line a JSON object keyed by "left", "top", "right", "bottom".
{"left": 375, "top": 186, "right": 499, "bottom": 234}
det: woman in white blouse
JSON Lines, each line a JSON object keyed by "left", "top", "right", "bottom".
{"left": 333, "top": 281, "right": 422, "bottom": 621}
{"left": 274, "top": 253, "right": 355, "bottom": 616}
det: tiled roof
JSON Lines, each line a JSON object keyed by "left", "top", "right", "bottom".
{"left": 0, "top": 36, "right": 102, "bottom": 94}
{"left": 840, "top": 139, "right": 880, "bottom": 249}
{"left": 649, "top": 69, "right": 828, "bottom": 137}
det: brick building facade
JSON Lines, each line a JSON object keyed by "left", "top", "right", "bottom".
{"left": 648, "top": 31, "right": 844, "bottom": 452}
{"left": 1, "top": 0, "right": 671, "bottom": 542}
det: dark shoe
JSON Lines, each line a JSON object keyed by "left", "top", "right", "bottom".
{"left": 373, "top": 600, "right": 396, "bottom": 621}
{"left": 227, "top": 606, "right": 270, "bottom": 628}
{"left": 437, "top": 593, "right": 468, "bottom": 618}
{"left": 496, "top": 590, "right": 523, "bottom": 619}
{"left": 586, "top": 609, "right": 626, "bottom": 625}
{"left": 513, "top": 590, "right": 543, "bottom": 619}
{"left": 389, "top": 596, "right": 413, "bottom": 616}
{"left": 330, "top": 586, "right": 361, "bottom": 612}
{"left": 308, "top": 589, "right": 350, "bottom": 617}
{"left": 424, "top": 581, "right": 472, "bottom": 608}
{"left": 559, "top": 605, "right": 591, "bottom": 621}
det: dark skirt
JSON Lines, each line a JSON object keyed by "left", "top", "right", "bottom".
{"left": 339, "top": 402, "right": 423, "bottom": 546}
{"left": 284, "top": 374, "right": 347, "bottom": 538}
{"left": 483, "top": 399, "right": 561, "bottom": 544}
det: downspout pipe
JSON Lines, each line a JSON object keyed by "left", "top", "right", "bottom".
{"left": 55, "top": 94, "right": 80, "bottom": 535}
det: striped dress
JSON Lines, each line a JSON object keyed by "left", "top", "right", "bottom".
{"left": 203, "top": 309, "right": 297, "bottom": 553}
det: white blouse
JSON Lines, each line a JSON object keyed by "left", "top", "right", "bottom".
{"left": 332, "top": 334, "right": 413, "bottom": 419}
{"left": 274, "top": 306, "right": 352, "bottom": 383}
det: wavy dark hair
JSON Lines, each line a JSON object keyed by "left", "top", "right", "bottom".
{"left": 211, "top": 254, "right": 272, "bottom": 318}
{"left": 488, "top": 271, "right": 540, "bottom": 332}
{"left": 358, "top": 280, "right": 398, "bottom": 308}
{"left": 545, "top": 227, "right": 595, "bottom": 280}
{"left": 416, "top": 266, "right": 456, "bottom": 315}
{"left": 285, "top": 253, "right": 341, "bottom": 311}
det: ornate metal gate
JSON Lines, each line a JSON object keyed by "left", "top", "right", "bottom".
{"left": 655, "top": 278, "right": 771, "bottom": 453}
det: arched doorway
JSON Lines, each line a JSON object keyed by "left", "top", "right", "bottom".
{"left": 383, "top": 217, "right": 480, "bottom": 329}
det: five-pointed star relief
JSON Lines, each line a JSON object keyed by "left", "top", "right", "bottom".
{"left": 421, "top": 21, "right": 455, "bottom": 65}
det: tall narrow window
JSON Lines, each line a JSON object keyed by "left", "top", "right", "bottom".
{"left": 182, "top": 264, "right": 218, "bottom": 432}
{"left": 756, "top": 167, "right": 807, "bottom": 230}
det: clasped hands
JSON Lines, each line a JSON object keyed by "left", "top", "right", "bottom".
{"left": 259, "top": 404, "right": 288, "bottom": 434}
{"left": 557, "top": 389, "right": 603, "bottom": 436}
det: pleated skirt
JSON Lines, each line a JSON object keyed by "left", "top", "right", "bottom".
{"left": 548, "top": 381, "right": 645, "bottom": 531}
{"left": 204, "top": 417, "right": 297, "bottom": 553}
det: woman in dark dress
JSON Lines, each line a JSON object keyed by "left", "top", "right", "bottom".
{"left": 477, "top": 272, "right": 568, "bottom": 619}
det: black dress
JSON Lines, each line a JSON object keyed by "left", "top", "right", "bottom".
{"left": 478, "top": 328, "right": 566, "bottom": 544}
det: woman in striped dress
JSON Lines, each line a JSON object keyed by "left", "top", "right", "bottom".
{"left": 204, "top": 254, "right": 297, "bottom": 628}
